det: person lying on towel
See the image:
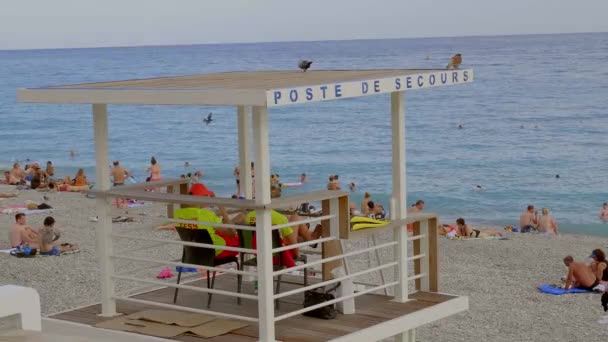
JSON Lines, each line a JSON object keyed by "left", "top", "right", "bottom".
{"left": 454, "top": 218, "right": 505, "bottom": 238}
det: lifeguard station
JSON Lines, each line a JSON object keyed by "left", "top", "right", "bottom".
{"left": 17, "top": 68, "right": 473, "bottom": 341}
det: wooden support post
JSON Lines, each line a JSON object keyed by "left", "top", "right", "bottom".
{"left": 166, "top": 185, "right": 174, "bottom": 218}
{"left": 428, "top": 217, "right": 439, "bottom": 292}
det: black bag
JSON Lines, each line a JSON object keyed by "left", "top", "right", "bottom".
{"left": 37, "top": 203, "right": 52, "bottom": 210}
{"left": 303, "top": 283, "right": 340, "bottom": 319}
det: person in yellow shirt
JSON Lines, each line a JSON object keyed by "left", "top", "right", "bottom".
{"left": 174, "top": 183, "right": 239, "bottom": 258}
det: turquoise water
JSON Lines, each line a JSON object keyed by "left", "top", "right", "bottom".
{"left": 1, "top": 33, "right": 608, "bottom": 235}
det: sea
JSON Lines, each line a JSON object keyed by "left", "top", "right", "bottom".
{"left": 1, "top": 32, "right": 607, "bottom": 236}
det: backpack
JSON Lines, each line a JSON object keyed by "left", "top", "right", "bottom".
{"left": 303, "top": 283, "right": 340, "bottom": 319}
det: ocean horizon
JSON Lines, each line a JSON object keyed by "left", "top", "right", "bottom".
{"left": 2, "top": 32, "right": 607, "bottom": 236}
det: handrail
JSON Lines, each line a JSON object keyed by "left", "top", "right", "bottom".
{"left": 266, "top": 190, "right": 349, "bottom": 209}
{"left": 110, "top": 233, "right": 256, "bottom": 253}
{"left": 110, "top": 254, "right": 255, "bottom": 276}
{"left": 87, "top": 178, "right": 188, "bottom": 193}
{"left": 273, "top": 240, "right": 398, "bottom": 276}
{"left": 271, "top": 214, "right": 334, "bottom": 230}
{"left": 271, "top": 236, "right": 335, "bottom": 253}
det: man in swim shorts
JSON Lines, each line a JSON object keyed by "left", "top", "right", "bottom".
{"left": 9, "top": 213, "right": 39, "bottom": 248}
{"left": 519, "top": 205, "right": 539, "bottom": 232}
{"left": 111, "top": 161, "right": 129, "bottom": 186}
{"left": 563, "top": 255, "right": 599, "bottom": 291}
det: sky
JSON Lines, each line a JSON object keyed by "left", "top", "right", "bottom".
{"left": 1, "top": 0, "right": 607, "bottom": 50}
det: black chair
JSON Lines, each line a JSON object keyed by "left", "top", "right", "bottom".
{"left": 238, "top": 229, "right": 308, "bottom": 309}
{"left": 173, "top": 227, "right": 241, "bottom": 307}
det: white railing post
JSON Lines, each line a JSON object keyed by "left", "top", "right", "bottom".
{"left": 420, "top": 219, "right": 430, "bottom": 291}
{"left": 93, "top": 104, "right": 117, "bottom": 317}
{"left": 252, "top": 105, "right": 275, "bottom": 342}
{"left": 238, "top": 105, "right": 255, "bottom": 282}
{"left": 391, "top": 92, "right": 408, "bottom": 302}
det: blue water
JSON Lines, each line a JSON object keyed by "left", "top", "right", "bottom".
{"left": 2, "top": 33, "right": 608, "bottom": 235}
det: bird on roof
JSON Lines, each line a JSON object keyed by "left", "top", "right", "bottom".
{"left": 203, "top": 112, "right": 213, "bottom": 125}
{"left": 446, "top": 54, "right": 462, "bottom": 70}
{"left": 298, "top": 60, "right": 313, "bottom": 72}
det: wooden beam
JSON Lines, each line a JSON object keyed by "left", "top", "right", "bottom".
{"left": 428, "top": 217, "right": 439, "bottom": 292}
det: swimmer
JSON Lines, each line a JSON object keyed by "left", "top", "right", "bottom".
{"left": 184, "top": 161, "right": 190, "bottom": 169}
{"left": 555, "top": 174, "right": 560, "bottom": 179}
{"left": 349, "top": 182, "right": 356, "bottom": 192}
{"left": 458, "top": 124, "right": 463, "bottom": 129}
{"left": 69, "top": 149, "right": 76, "bottom": 159}
{"left": 300, "top": 173, "right": 307, "bottom": 183}
{"left": 474, "top": 184, "right": 484, "bottom": 191}
{"left": 520, "top": 125, "right": 524, "bottom": 129}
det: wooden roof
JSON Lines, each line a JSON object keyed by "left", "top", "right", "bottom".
{"left": 17, "top": 68, "right": 474, "bottom": 107}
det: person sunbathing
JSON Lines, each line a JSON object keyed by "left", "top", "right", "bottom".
{"left": 455, "top": 218, "right": 504, "bottom": 238}
{"left": 0, "top": 193, "right": 17, "bottom": 198}
{"left": 9, "top": 213, "right": 39, "bottom": 248}
{"left": 563, "top": 255, "right": 600, "bottom": 291}
{"left": 8, "top": 163, "right": 25, "bottom": 185}
{"left": 538, "top": 208, "right": 559, "bottom": 235}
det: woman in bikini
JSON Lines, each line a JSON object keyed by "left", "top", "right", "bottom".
{"left": 455, "top": 218, "right": 504, "bottom": 238}
{"left": 147, "top": 156, "right": 162, "bottom": 181}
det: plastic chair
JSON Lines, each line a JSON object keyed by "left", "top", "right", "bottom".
{"left": 173, "top": 227, "right": 241, "bottom": 307}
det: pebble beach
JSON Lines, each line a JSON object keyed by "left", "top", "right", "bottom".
{"left": 1, "top": 185, "right": 608, "bottom": 341}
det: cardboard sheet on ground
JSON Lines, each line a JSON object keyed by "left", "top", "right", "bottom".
{"left": 538, "top": 284, "right": 593, "bottom": 295}
{"left": 127, "top": 309, "right": 215, "bottom": 327}
{"left": 97, "top": 310, "right": 249, "bottom": 339}
{"left": 187, "top": 319, "right": 250, "bottom": 338}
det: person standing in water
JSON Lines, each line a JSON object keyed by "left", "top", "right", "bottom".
{"left": 233, "top": 166, "right": 241, "bottom": 196}
{"left": 147, "top": 156, "right": 162, "bottom": 182}
{"left": 600, "top": 203, "right": 608, "bottom": 223}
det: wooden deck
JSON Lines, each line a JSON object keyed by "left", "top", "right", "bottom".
{"left": 48, "top": 274, "right": 467, "bottom": 341}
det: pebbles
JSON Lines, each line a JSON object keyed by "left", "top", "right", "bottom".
{"left": 1, "top": 187, "right": 607, "bottom": 340}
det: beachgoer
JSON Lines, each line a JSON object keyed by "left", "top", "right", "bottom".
{"left": 69, "top": 149, "right": 76, "bottom": 159}
{"left": 590, "top": 249, "right": 608, "bottom": 282}
{"left": 38, "top": 216, "right": 61, "bottom": 255}
{"left": 9, "top": 213, "right": 39, "bottom": 248}
{"left": 349, "top": 202, "right": 361, "bottom": 216}
{"left": 0, "top": 193, "right": 17, "bottom": 198}
{"left": 563, "top": 255, "right": 599, "bottom": 291}
{"left": 9, "top": 163, "right": 24, "bottom": 184}
{"left": 538, "top": 208, "right": 559, "bottom": 235}
{"left": 111, "top": 161, "right": 129, "bottom": 186}
{"left": 243, "top": 210, "right": 299, "bottom": 258}
{"left": 46, "top": 161, "right": 54, "bottom": 178}
{"left": 233, "top": 167, "right": 241, "bottom": 195}
{"left": 349, "top": 182, "right": 356, "bottom": 192}
{"left": 327, "top": 175, "right": 335, "bottom": 190}
{"left": 173, "top": 183, "right": 239, "bottom": 258}
{"left": 600, "top": 203, "right": 608, "bottom": 223}
{"left": 519, "top": 205, "right": 539, "bottom": 232}
{"left": 300, "top": 173, "right": 307, "bottom": 183}
{"left": 333, "top": 175, "right": 341, "bottom": 190}
{"left": 73, "top": 168, "right": 88, "bottom": 186}
{"left": 30, "top": 166, "right": 48, "bottom": 190}
{"left": 408, "top": 200, "right": 425, "bottom": 213}
{"left": 455, "top": 218, "right": 504, "bottom": 238}
{"left": 147, "top": 156, "right": 161, "bottom": 181}
{"left": 361, "top": 192, "right": 372, "bottom": 215}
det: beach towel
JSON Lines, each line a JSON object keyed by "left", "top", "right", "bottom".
{"left": 538, "top": 284, "right": 593, "bottom": 295}
{"left": 447, "top": 236, "right": 509, "bottom": 241}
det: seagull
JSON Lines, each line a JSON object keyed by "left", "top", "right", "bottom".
{"left": 446, "top": 54, "right": 462, "bottom": 70}
{"left": 203, "top": 112, "right": 213, "bottom": 125}
{"left": 298, "top": 60, "right": 313, "bottom": 72}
